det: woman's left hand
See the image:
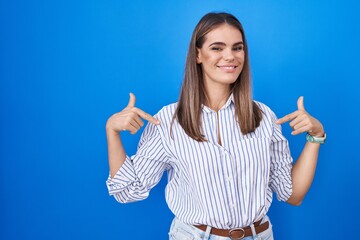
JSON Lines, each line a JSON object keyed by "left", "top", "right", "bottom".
{"left": 276, "top": 96, "right": 324, "bottom": 137}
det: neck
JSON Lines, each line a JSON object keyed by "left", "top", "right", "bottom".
{"left": 204, "top": 83, "right": 231, "bottom": 112}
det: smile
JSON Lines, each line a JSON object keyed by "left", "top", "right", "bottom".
{"left": 218, "top": 66, "right": 238, "bottom": 69}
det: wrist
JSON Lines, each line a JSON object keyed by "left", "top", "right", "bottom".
{"left": 309, "top": 131, "right": 325, "bottom": 138}
{"left": 306, "top": 132, "right": 326, "bottom": 144}
{"left": 106, "top": 125, "right": 120, "bottom": 136}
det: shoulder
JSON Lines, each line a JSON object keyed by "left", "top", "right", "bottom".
{"left": 154, "top": 102, "right": 178, "bottom": 122}
{"left": 151, "top": 102, "right": 178, "bottom": 134}
{"left": 254, "top": 100, "right": 278, "bottom": 121}
{"left": 140, "top": 102, "right": 177, "bottom": 140}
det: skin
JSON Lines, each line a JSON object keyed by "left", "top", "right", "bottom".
{"left": 106, "top": 93, "right": 159, "bottom": 177}
{"left": 106, "top": 23, "right": 324, "bottom": 206}
{"left": 196, "top": 24, "right": 245, "bottom": 111}
{"left": 277, "top": 96, "right": 324, "bottom": 205}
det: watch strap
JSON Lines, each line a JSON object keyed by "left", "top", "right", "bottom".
{"left": 306, "top": 133, "right": 326, "bottom": 144}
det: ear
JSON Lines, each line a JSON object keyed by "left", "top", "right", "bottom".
{"left": 196, "top": 48, "right": 202, "bottom": 64}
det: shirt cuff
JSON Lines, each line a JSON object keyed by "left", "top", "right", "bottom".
{"left": 272, "top": 174, "right": 293, "bottom": 202}
{"left": 106, "top": 156, "right": 136, "bottom": 196}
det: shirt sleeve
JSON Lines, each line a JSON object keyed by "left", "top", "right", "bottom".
{"left": 268, "top": 111, "right": 293, "bottom": 202}
{"left": 106, "top": 122, "right": 170, "bottom": 203}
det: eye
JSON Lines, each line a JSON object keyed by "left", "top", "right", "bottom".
{"left": 233, "top": 46, "right": 243, "bottom": 51}
{"left": 210, "top": 47, "right": 222, "bottom": 51}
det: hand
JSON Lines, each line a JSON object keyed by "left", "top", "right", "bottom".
{"left": 106, "top": 93, "right": 160, "bottom": 135}
{"left": 276, "top": 96, "right": 324, "bottom": 137}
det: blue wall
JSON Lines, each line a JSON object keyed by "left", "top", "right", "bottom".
{"left": 1, "top": 0, "right": 359, "bottom": 239}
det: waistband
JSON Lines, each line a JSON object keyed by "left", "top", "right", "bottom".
{"left": 194, "top": 218, "right": 269, "bottom": 239}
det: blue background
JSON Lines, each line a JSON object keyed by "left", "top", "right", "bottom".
{"left": 1, "top": 0, "right": 359, "bottom": 239}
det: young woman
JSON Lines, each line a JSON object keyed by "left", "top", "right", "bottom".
{"left": 105, "top": 12, "right": 325, "bottom": 240}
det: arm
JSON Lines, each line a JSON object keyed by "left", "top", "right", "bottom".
{"left": 106, "top": 130, "right": 127, "bottom": 178}
{"left": 287, "top": 141, "right": 321, "bottom": 205}
{"left": 106, "top": 93, "right": 171, "bottom": 203}
{"left": 106, "top": 93, "right": 160, "bottom": 177}
{"left": 276, "top": 96, "right": 325, "bottom": 206}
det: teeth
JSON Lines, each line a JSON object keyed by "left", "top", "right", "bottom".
{"left": 220, "top": 66, "right": 236, "bottom": 69}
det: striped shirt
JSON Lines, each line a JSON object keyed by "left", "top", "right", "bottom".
{"left": 106, "top": 95, "right": 293, "bottom": 229}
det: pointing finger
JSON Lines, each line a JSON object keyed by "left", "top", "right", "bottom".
{"left": 127, "top": 92, "right": 136, "bottom": 108}
{"left": 132, "top": 107, "right": 160, "bottom": 125}
{"left": 297, "top": 96, "right": 305, "bottom": 111}
{"left": 276, "top": 111, "right": 299, "bottom": 124}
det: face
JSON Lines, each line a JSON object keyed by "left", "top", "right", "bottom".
{"left": 197, "top": 24, "right": 245, "bottom": 90}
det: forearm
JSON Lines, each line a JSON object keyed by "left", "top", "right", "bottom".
{"left": 287, "top": 142, "right": 320, "bottom": 205}
{"left": 106, "top": 128, "right": 127, "bottom": 178}
{"left": 105, "top": 93, "right": 160, "bottom": 184}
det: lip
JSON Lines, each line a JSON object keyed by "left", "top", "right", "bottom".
{"left": 217, "top": 65, "right": 238, "bottom": 72}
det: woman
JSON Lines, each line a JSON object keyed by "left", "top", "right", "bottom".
{"left": 105, "top": 12, "right": 325, "bottom": 240}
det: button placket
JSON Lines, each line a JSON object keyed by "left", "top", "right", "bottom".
{"left": 222, "top": 150, "right": 237, "bottom": 213}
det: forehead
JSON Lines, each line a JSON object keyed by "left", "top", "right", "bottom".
{"left": 204, "top": 24, "right": 243, "bottom": 44}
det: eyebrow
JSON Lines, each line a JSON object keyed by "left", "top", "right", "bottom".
{"left": 208, "top": 41, "right": 244, "bottom": 47}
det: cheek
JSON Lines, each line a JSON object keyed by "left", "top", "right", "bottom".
{"left": 202, "top": 56, "right": 213, "bottom": 64}
{"left": 201, "top": 52, "right": 220, "bottom": 64}
{"left": 236, "top": 52, "right": 245, "bottom": 62}
{"left": 236, "top": 54, "right": 245, "bottom": 72}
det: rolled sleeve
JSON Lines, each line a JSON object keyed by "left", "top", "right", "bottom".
{"left": 269, "top": 113, "right": 293, "bottom": 202}
{"left": 106, "top": 156, "right": 136, "bottom": 195}
{"left": 105, "top": 122, "right": 170, "bottom": 203}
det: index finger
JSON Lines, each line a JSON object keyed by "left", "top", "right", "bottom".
{"left": 132, "top": 108, "right": 160, "bottom": 125}
{"left": 276, "top": 111, "right": 299, "bottom": 125}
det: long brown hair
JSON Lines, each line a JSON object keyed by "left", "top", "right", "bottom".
{"left": 172, "top": 12, "right": 262, "bottom": 141}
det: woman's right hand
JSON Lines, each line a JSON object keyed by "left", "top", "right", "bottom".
{"left": 106, "top": 93, "right": 160, "bottom": 135}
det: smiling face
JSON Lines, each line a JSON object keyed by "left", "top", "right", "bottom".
{"left": 196, "top": 24, "right": 245, "bottom": 91}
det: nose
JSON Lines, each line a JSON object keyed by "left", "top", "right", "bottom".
{"left": 222, "top": 49, "right": 235, "bottom": 61}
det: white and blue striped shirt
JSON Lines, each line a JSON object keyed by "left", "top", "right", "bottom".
{"left": 106, "top": 95, "right": 293, "bottom": 228}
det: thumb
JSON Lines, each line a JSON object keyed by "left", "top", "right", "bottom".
{"left": 297, "top": 96, "right": 305, "bottom": 111}
{"left": 127, "top": 92, "right": 136, "bottom": 108}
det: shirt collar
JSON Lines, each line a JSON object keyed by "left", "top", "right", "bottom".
{"left": 202, "top": 93, "right": 234, "bottom": 113}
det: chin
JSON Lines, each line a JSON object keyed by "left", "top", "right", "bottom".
{"left": 222, "top": 77, "right": 239, "bottom": 84}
